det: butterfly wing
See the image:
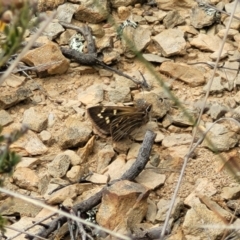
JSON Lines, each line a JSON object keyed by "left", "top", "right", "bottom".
{"left": 87, "top": 104, "right": 152, "bottom": 141}
{"left": 87, "top": 106, "right": 136, "bottom": 135}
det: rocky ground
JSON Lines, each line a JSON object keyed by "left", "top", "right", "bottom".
{"left": 1, "top": 0, "right": 240, "bottom": 239}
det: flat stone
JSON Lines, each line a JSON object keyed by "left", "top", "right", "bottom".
{"left": 1, "top": 198, "right": 42, "bottom": 217}
{"left": 159, "top": 62, "right": 205, "bottom": 87}
{"left": 203, "top": 76, "right": 225, "bottom": 93}
{"left": 46, "top": 184, "right": 79, "bottom": 204}
{"left": 163, "top": 10, "right": 185, "bottom": 29}
{"left": 223, "top": 16, "right": 240, "bottom": 30}
{"left": 58, "top": 118, "right": 92, "bottom": 148}
{"left": 42, "top": 22, "right": 65, "bottom": 40}
{"left": 97, "top": 180, "right": 148, "bottom": 232}
{"left": 56, "top": 3, "right": 78, "bottom": 23}
{"left": 74, "top": 0, "right": 109, "bottom": 23}
{"left": 122, "top": 25, "right": 151, "bottom": 58}
{"left": 221, "top": 185, "right": 240, "bottom": 200}
{"left": 162, "top": 133, "right": 193, "bottom": 148}
{"left": 190, "top": 34, "right": 234, "bottom": 52}
{"left": 135, "top": 169, "right": 166, "bottom": 190}
{"left": 155, "top": 0, "right": 195, "bottom": 10}
{"left": 22, "top": 107, "right": 48, "bottom": 132}
{"left": 13, "top": 167, "right": 39, "bottom": 191}
{"left": 22, "top": 42, "right": 69, "bottom": 77}
{"left": 217, "top": 29, "right": 238, "bottom": 39}
{"left": 182, "top": 203, "right": 226, "bottom": 239}
{"left": 37, "top": 0, "right": 65, "bottom": 11}
{"left": 16, "top": 157, "right": 40, "bottom": 169}
{"left": 103, "top": 155, "right": 135, "bottom": 179}
{"left": 184, "top": 178, "right": 217, "bottom": 207}
{"left": 48, "top": 153, "right": 71, "bottom": 178}
{"left": 156, "top": 198, "right": 183, "bottom": 222}
{"left": 153, "top": 29, "right": 186, "bottom": 57}
{"left": 77, "top": 136, "right": 95, "bottom": 164}
{"left": 5, "top": 74, "right": 25, "bottom": 87}
{"left": 86, "top": 173, "right": 108, "bottom": 184}
{"left": 208, "top": 103, "right": 227, "bottom": 120}
{"left": 190, "top": 5, "right": 216, "bottom": 29}
{"left": 5, "top": 216, "right": 42, "bottom": 239}
{"left": 108, "top": 86, "right": 131, "bottom": 103}
{"left": 202, "top": 123, "right": 238, "bottom": 151}
{"left": 171, "top": 108, "right": 198, "bottom": 127}
{"left": 66, "top": 165, "right": 85, "bottom": 182}
{"left": 0, "top": 110, "right": 13, "bottom": 126}
{"left": 39, "top": 130, "right": 52, "bottom": 145}
{"left": 11, "top": 130, "right": 48, "bottom": 156}
{"left": 97, "top": 145, "right": 115, "bottom": 173}
{"left": 0, "top": 86, "right": 32, "bottom": 109}
{"left": 78, "top": 84, "right": 104, "bottom": 105}
{"left": 143, "top": 54, "right": 172, "bottom": 63}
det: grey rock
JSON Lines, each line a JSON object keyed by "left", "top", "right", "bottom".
{"left": 22, "top": 42, "right": 70, "bottom": 76}
{"left": 172, "top": 108, "right": 198, "bottom": 127}
{"left": 0, "top": 86, "right": 32, "bottom": 109}
{"left": 0, "top": 198, "right": 42, "bottom": 217}
{"left": 225, "top": 0, "right": 240, "bottom": 15}
{"left": 108, "top": 86, "right": 131, "bottom": 103}
{"left": 153, "top": 29, "right": 186, "bottom": 57}
{"left": 74, "top": 0, "right": 109, "bottom": 23}
{"left": 183, "top": 203, "right": 226, "bottom": 239}
{"left": 58, "top": 122, "right": 92, "bottom": 149}
{"left": 190, "top": 5, "right": 216, "bottom": 29}
{"left": 12, "top": 130, "right": 48, "bottom": 156}
{"left": 149, "top": 154, "right": 160, "bottom": 167}
{"left": 156, "top": 198, "right": 183, "bottom": 222}
{"left": 13, "top": 167, "right": 39, "bottom": 191}
{"left": 97, "top": 180, "right": 148, "bottom": 232}
{"left": 135, "top": 169, "right": 166, "bottom": 190}
{"left": 48, "top": 153, "right": 71, "bottom": 178}
{"left": 97, "top": 145, "right": 115, "bottom": 173}
{"left": 39, "top": 130, "right": 53, "bottom": 145}
{"left": 114, "top": 74, "right": 137, "bottom": 88}
{"left": 203, "top": 76, "right": 225, "bottom": 93}
{"left": 43, "top": 22, "right": 65, "bottom": 40}
{"left": 202, "top": 123, "right": 238, "bottom": 151}
{"left": 208, "top": 103, "right": 227, "bottom": 120}
{"left": 190, "top": 34, "right": 234, "bottom": 52}
{"left": 122, "top": 25, "right": 151, "bottom": 58}
{"left": 110, "top": 0, "right": 137, "bottom": 8}
{"left": 227, "top": 199, "right": 240, "bottom": 215}
{"left": 159, "top": 62, "right": 205, "bottom": 87}
{"left": 162, "top": 133, "right": 192, "bottom": 148}
{"left": 221, "top": 185, "right": 240, "bottom": 200}
{"left": 78, "top": 84, "right": 104, "bottom": 105}
{"left": 0, "top": 110, "right": 13, "bottom": 126}
{"left": 143, "top": 54, "right": 171, "bottom": 63}
{"left": 163, "top": 10, "right": 185, "bottom": 29}
{"left": 56, "top": 3, "right": 78, "bottom": 23}
{"left": 219, "top": 61, "right": 239, "bottom": 91}
{"left": 67, "top": 165, "right": 85, "bottom": 183}
{"left": 23, "top": 107, "right": 48, "bottom": 132}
